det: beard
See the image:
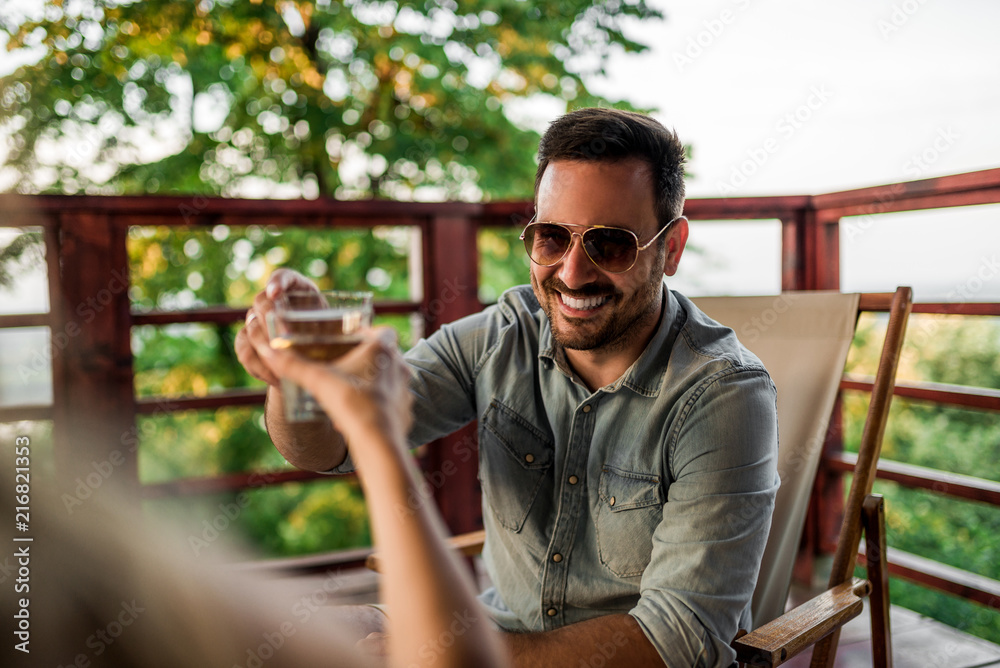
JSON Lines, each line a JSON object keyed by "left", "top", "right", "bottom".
{"left": 532, "top": 260, "right": 664, "bottom": 354}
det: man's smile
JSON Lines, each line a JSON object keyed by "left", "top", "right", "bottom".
{"left": 559, "top": 292, "right": 612, "bottom": 313}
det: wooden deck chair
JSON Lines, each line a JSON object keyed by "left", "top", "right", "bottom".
{"left": 368, "top": 287, "right": 912, "bottom": 668}
{"left": 697, "top": 287, "right": 911, "bottom": 667}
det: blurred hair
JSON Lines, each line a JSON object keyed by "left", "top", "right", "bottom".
{"left": 534, "top": 108, "right": 687, "bottom": 231}
{"left": 1, "top": 462, "right": 369, "bottom": 668}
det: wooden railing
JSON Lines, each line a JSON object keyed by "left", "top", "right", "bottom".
{"left": 1, "top": 168, "right": 999, "bottom": 604}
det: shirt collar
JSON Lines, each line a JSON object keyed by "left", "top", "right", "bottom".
{"left": 538, "top": 278, "right": 683, "bottom": 397}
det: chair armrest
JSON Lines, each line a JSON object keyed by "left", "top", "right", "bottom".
{"left": 450, "top": 528, "right": 487, "bottom": 556}
{"left": 365, "top": 529, "right": 486, "bottom": 573}
{"left": 732, "top": 577, "right": 871, "bottom": 667}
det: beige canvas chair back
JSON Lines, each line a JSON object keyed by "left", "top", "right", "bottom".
{"left": 692, "top": 292, "right": 860, "bottom": 626}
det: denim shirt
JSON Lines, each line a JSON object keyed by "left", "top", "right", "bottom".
{"left": 335, "top": 282, "right": 778, "bottom": 667}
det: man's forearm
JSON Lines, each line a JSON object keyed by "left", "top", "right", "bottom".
{"left": 503, "top": 614, "right": 663, "bottom": 668}
{"left": 264, "top": 387, "right": 348, "bottom": 472}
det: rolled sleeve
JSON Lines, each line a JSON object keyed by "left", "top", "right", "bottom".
{"left": 630, "top": 367, "right": 779, "bottom": 667}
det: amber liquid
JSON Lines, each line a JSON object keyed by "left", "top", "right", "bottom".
{"left": 270, "top": 335, "right": 362, "bottom": 361}
{"left": 270, "top": 307, "right": 368, "bottom": 421}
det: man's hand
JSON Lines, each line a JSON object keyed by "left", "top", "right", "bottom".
{"left": 253, "top": 326, "right": 414, "bottom": 451}
{"left": 235, "top": 268, "right": 319, "bottom": 386}
{"left": 235, "top": 268, "right": 347, "bottom": 473}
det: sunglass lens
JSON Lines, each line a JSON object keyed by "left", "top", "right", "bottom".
{"left": 584, "top": 228, "right": 637, "bottom": 272}
{"left": 525, "top": 223, "right": 572, "bottom": 265}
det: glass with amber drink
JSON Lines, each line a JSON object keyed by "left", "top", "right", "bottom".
{"left": 267, "top": 290, "right": 374, "bottom": 422}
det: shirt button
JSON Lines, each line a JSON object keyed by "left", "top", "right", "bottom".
{"left": 547, "top": 608, "right": 558, "bottom": 617}
{"left": 609, "top": 496, "right": 616, "bottom": 507}
{"left": 568, "top": 475, "right": 579, "bottom": 485}
{"left": 552, "top": 553, "right": 563, "bottom": 563}
{"left": 582, "top": 404, "right": 592, "bottom": 413}
{"left": 524, "top": 454, "right": 535, "bottom": 463}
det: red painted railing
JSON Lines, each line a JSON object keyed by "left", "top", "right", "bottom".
{"left": 1, "top": 168, "right": 999, "bottom": 605}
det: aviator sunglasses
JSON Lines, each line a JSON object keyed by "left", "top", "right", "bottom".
{"left": 520, "top": 216, "right": 685, "bottom": 274}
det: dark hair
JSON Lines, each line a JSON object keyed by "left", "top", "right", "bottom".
{"left": 534, "top": 108, "right": 686, "bottom": 230}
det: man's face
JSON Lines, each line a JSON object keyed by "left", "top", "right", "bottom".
{"left": 529, "top": 159, "right": 683, "bottom": 353}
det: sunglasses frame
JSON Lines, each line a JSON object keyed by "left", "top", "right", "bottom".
{"left": 519, "top": 216, "right": 685, "bottom": 274}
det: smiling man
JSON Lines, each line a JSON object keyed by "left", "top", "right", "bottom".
{"left": 237, "top": 108, "right": 780, "bottom": 667}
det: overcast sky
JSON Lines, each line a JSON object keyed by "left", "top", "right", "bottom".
{"left": 579, "top": 0, "right": 1000, "bottom": 298}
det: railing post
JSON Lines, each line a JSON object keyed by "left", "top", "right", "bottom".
{"left": 788, "top": 204, "right": 847, "bottom": 586}
{"left": 421, "top": 213, "right": 483, "bottom": 535}
{"left": 814, "top": 210, "right": 846, "bottom": 567}
{"left": 814, "top": 213, "right": 841, "bottom": 291}
{"left": 780, "top": 208, "right": 809, "bottom": 291}
{"left": 53, "top": 212, "right": 137, "bottom": 497}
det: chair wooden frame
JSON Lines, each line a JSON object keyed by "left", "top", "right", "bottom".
{"left": 367, "top": 287, "right": 913, "bottom": 668}
{"left": 733, "top": 287, "right": 911, "bottom": 668}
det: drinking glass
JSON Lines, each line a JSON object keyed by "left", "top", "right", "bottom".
{"left": 267, "top": 290, "right": 374, "bottom": 422}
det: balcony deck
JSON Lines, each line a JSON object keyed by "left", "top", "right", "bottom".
{"left": 258, "top": 564, "right": 1000, "bottom": 667}
{"left": 787, "top": 602, "right": 1000, "bottom": 667}
{"left": 2, "top": 168, "right": 1000, "bottom": 663}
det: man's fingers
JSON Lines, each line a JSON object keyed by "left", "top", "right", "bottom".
{"left": 265, "top": 268, "right": 316, "bottom": 300}
{"left": 235, "top": 270, "right": 318, "bottom": 388}
{"left": 238, "top": 308, "right": 280, "bottom": 386}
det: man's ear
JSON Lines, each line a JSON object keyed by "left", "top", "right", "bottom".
{"left": 663, "top": 216, "right": 689, "bottom": 276}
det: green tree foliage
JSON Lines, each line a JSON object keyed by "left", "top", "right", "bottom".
{"left": 128, "top": 222, "right": 419, "bottom": 557}
{"left": 0, "top": 227, "right": 42, "bottom": 288}
{"left": 0, "top": 0, "right": 663, "bottom": 559}
{"left": 478, "top": 225, "right": 530, "bottom": 302}
{"left": 843, "top": 314, "right": 1000, "bottom": 643}
{"left": 1, "top": 0, "right": 659, "bottom": 198}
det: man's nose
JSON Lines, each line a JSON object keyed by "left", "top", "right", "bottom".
{"left": 557, "top": 234, "right": 601, "bottom": 289}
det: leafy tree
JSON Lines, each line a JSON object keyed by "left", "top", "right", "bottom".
{"left": 843, "top": 314, "right": 1000, "bottom": 643}
{"left": 0, "top": 227, "right": 42, "bottom": 288}
{"left": 1, "top": 0, "right": 659, "bottom": 198}
{"left": 1, "top": 0, "right": 664, "bottom": 558}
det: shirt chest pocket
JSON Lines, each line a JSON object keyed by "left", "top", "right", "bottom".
{"left": 596, "top": 466, "right": 664, "bottom": 578}
{"left": 478, "top": 400, "right": 554, "bottom": 533}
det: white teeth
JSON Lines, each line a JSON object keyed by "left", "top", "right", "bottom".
{"left": 560, "top": 293, "right": 609, "bottom": 311}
